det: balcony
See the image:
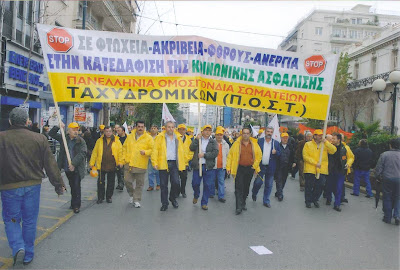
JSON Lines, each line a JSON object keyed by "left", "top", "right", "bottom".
{"left": 347, "top": 71, "right": 391, "bottom": 91}
{"left": 330, "top": 34, "right": 360, "bottom": 44}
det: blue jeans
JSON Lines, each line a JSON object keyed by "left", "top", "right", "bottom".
{"left": 1, "top": 184, "right": 41, "bottom": 262}
{"left": 252, "top": 165, "right": 274, "bottom": 204}
{"left": 382, "top": 177, "right": 400, "bottom": 221}
{"left": 330, "top": 172, "right": 345, "bottom": 207}
{"left": 212, "top": 168, "right": 226, "bottom": 199}
{"left": 148, "top": 160, "right": 160, "bottom": 187}
{"left": 304, "top": 173, "right": 326, "bottom": 204}
{"left": 353, "top": 170, "right": 373, "bottom": 196}
{"left": 192, "top": 167, "right": 216, "bottom": 206}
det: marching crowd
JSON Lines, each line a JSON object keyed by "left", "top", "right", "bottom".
{"left": 0, "top": 107, "right": 399, "bottom": 265}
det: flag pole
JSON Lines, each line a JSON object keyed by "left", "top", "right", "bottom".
{"left": 54, "top": 99, "right": 72, "bottom": 166}
{"left": 198, "top": 103, "right": 202, "bottom": 177}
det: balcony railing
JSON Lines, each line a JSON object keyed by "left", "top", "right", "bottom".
{"left": 103, "top": 0, "right": 126, "bottom": 32}
{"left": 347, "top": 71, "right": 391, "bottom": 91}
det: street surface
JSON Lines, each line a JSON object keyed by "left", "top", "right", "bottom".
{"left": 1, "top": 173, "right": 399, "bottom": 269}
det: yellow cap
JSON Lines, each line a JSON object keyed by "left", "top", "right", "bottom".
{"left": 216, "top": 126, "right": 225, "bottom": 131}
{"left": 177, "top": 124, "right": 187, "bottom": 130}
{"left": 215, "top": 128, "right": 224, "bottom": 135}
{"left": 281, "top": 132, "right": 289, "bottom": 137}
{"left": 68, "top": 122, "right": 79, "bottom": 129}
{"left": 201, "top": 125, "right": 212, "bottom": 131}
{"left": 259, "top": 129, "right": 264, "bottom": 134}
{"left": 314, "top": 129, "right": 323, "bottom": 135}
{"left": 162, "top": 126, "right": 165, "bottom": 130}
{"left": 99, "top": 125, "right": 105, "bottom": 130}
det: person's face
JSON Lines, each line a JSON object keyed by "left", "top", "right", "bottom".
{"left": 136, "top": 123, "right": 145, "bottom": 134}
{"left": 215, "top": 133, "right": 223, "bottom": 142}
{"left": 242, "top": 129, "right": 251, "bottom": 141}
{"left": 265, "top": 128, "right": 273, "bottom": 139}
{"left": 178, "top": 128, "right": 186, "bottom": 136}
{"left": 314, "top": 134, "right": 323, "bottom": 143}
{"left": 166, "top": 123, "right": 175, "bottom": 135}
{"left": 281, "top": 136, "right": 289, "bottom": 144}
{"left": 203, "top": 128, "right": 212, "bottom": 138}
{"left": 68, "top": 127, "right": 79, "bottom": 139}
{"left": 150, "top": 126, "right": 158, "bottom": 135}
{"left": 128, "top": 126, "right": 132, "bottom": 132}
{"left": 306, "top": 133, "right": 313, "bottom": 141}
{"left": 116, "top": 127, "right": 125, "bottom": 136}
{"left": 332, "top": 135, "right": 340, "bottom": 146}
{"left": 188, "top": 131, "right": 193, "bottom": 136}
{"left": 104, "top": 128, "right": 113, "bottom": 138}
{"left": 100, "top": 129, "right": 104, "bottom": 134}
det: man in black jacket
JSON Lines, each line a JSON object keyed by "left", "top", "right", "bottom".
{"left": 49, "top": 122, "right": 87, "bottom": 214}
{"left": 189, "top": 125, "right": 219, "bottom": 210}
{"left": 0, "top": 108, "right": 65, "bottom": 266}
{"left": 351, "top": 139, "right": 374, "bottom": 197}
{"left": 274, "top": 133, "right": 295, "bottom": 201}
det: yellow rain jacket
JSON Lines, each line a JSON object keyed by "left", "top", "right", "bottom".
{"left": 226, "top": 137, "right": 262, "bottom": 177}
{"left": 90, "top": 135, "right": 123, "bottom": 170}
{"left": 151, "top": 131, "right": 186, "bottom": 171}
{"left": 303, "top": 139, "right": 337, "bottom": 175}
{"left": 122, "top": 130, "right": 154, "bottom": 169}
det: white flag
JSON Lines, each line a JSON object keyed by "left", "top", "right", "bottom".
{"left": 122, "top": 122, "right": 130, "bottom": 135}
{"left": 162, "top": 103, "right": 176, "bottom": 123}
{"left": 250, "top": 124, "right": 258, "bottom": 137}
{"left": 268, "top": 115, "right": 281, "bottom": 143}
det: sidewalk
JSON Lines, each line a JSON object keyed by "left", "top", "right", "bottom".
{"left": 0, "top": 174, "right": 97, "bottom": 269}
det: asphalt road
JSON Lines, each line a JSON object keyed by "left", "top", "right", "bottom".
{"left": 18, "top": 173, "right": 400, "bottom": 269}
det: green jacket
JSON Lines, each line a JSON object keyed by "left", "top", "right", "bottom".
{"left": 49, "top": 126, "right": 87, "bottom": 179}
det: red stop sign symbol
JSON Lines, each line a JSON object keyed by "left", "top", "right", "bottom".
{"left": 304, "top": 55, "right": 326, "bottom": 76}
{"left": 47, "top": 28, "right": 73, "bottom": 53}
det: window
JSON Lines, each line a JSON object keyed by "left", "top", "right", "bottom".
{"left": 351, "top": 18, "right": 356, "bottom": 24}
{"left": 392, "top": 49, "right": 399, "bottom": 70}
{"left": 350, "top": 30, "right": 357, "bottom": 39}
{"left": 354, "top": 63, "right": 359, "bottom": 79}
{"left": 371, "top": 56, "right": 377, "bottom": 75}
{"left": 315, "top": 27, "right": 323, "bottom": 36}
{"left": 332, "top": 46, "right": 340, "bottom": 54}
{"left": 332, "top": 29, "right": 341, "bottom": 37}
{"left": 357, "top": 18, "right": 363, "bottom": 24}
{"left": 17, "top": 1, "right": 24, "bottom": 18}
{"left": 26, "top": 0, "right": 33, "bottom": 24}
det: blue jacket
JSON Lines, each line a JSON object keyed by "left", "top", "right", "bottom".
{"left": 258, "top": 138, "right": 281, "bottom": 174}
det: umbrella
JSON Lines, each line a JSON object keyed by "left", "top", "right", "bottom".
{"left": 375, "top": 178, "right": 382, "bottom": 209}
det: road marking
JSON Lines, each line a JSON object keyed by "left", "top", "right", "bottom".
{"left": 0, "top": 257, "right": 13, "bottom": 266}
{"left": 40, "top": 205, "right": 59, "bottom": 210}
{"left": 38, "top": 215, "right": 63, "bottom": 220}
{"left": 42, "top": 198, "right": 68, "bottom": 203}
{"left": 0, "top": 237, "right": 7, "bottom": 241}
{"left": 37, "top": 226, "right": 48, "bottom": 231}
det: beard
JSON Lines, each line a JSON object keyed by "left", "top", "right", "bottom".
{"left": 265, "top": 134, "right": 272, "bottom": 139}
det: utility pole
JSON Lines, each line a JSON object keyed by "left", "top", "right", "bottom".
{"left": 82, "top": 0, "right": 87, "bottom": 30}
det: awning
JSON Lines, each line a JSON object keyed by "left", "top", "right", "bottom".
{"left": 0, "top": 96, "right": 42, "bottom": 109}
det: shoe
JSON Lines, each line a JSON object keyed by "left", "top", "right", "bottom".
{"left": 209, "top": 195, "right": 214, "bottom": 198}
{"left": 395, "top": 218, "right": 399, "bottom": 226}
{"left": 341, "top": 198, "right": 348, "bottom": 203}
{"left": 278, "top": 197, "right": 283, "bottom": 202}
{"left": 133, "top": 202, "right": 141, "bottom": 208}
{"left": 13, "top": 248, "right": 25, "bottom": 266}
{"left": 128, "top": 197, "right": 133, "bottom": 204}
{"left": 382, "top": 218, "right": 391, "bottom": 224}
{"left": 182, "top": 193, "right": 187, "bottom": 198}
{"left": 201, "top": 205, "right": 208, "bottom": 210}
{"left": 274, "top": 193, "right": 278, "bottom": 198}
{"left": 235, "top": 209, "right": 242, "bottom": 215}
{"left": 333, "top": 206, "right": 342, "bottom": 212}
{"left": 314, "top": 202, "right": 320, "bottom": 208}
{"left": 96, "top": 199, "right": 103, "bottom": 204}
{"left": 306, "top": 203, "right": 311, "bottom": 208}
{"left": 252, "top": 195, "right": 257, "bottom": 201}
{"left": 160, "top": 205, "right": 168, "bottom": 211}
{"left": 366, "top": 194, "right": 373, "bottom": 198}
{"left": 116, "top": 185, "right": 123, "bottom": 190}
{"left": 350, "top": 193, "right": 359, "bottom": 196}
{"left": 147, "top": 186, "right": 154, "bottom": 191}
{"left": 170, "top": 198, "right": 179, "bottom": 208}
{"left": 263, "top": 203, "right": 271, "bottom": 208}
{"left": 73, "top": 208, "right": 80, "bottom": 214}
{"left": 23, "top": 259, "right": 33, "bottom": 266}
{"left": 156, "top": 185, "right": 160, "bottom": 190}
{"left": 326, "top": 200, "right": 331, "bottom": 205}
{"left": 300, "top": 187, "right": 305, "bottom": 192}
{"left": 218, "top": 198, "right": 226, "bottom": 203}
{"left": 242, "top": 205, "right": 247, "bottom": 211}
{"left": 106, "top": 198, "right": 112, "bottom": 203}
{"left": 193, "top": 198, "right": 198, "bottom": 204}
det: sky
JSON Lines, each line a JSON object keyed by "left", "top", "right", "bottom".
{"left": 134, "top": 1, "right": 400, "bottom": 112}
{"left": 135, "top": 1, "right": 400, "bottom": 49}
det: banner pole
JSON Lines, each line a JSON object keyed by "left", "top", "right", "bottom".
{"left": 54, "top": 100, "right": 72, "bottom": 166}
{"left": 198, "top": 103, "right": 202, "bottom": 177}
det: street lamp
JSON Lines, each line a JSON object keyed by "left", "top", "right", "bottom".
{"left": 372, "top": 70, "right": 400, "bottom": 135}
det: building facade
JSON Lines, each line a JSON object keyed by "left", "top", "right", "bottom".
{"left": 344, "top": 23, "right": 400, "bottom": 134}
{"left": 0, "top": 0, "right": 137, "bottom": 131}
